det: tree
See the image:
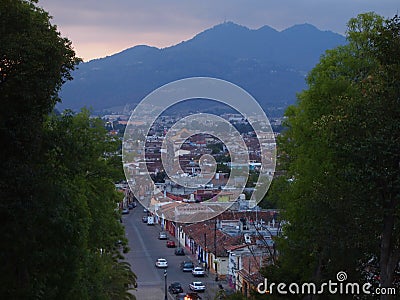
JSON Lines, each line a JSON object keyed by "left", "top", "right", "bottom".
{"left": 341, "top": 14, "right": 400, "bottom": 295}
{"left": 0, "top": 0, "right": 79, "bottom": 297}
{"left": 42, "top": 110, "right": 137, "bottom": 299}
{"left": 0, "top": 1, "right": 136, "bottom": 299}
{"left": 265, "top": 13, "right": 399, "bottom": 300}
{"left": 259, "top": 175, "right": 289, "bottom": 209}
{"left": 369, "top": 15, "right": 400, "bottom": 291}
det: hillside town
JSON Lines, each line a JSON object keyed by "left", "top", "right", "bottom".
{"left": 5, "top": 2, "right": 400, "bottom": 300}
{"left": 107, "top": 111, "right": 282, "bottom": 298}
{"left": 120, "top": 183, "right": 280, "bottom": 298}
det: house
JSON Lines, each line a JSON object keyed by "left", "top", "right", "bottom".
{"left": 226, "top": 244, "right": 272, "bottom": 298}
{"left": 177, "top": 210, "right": 279, "bottom": 279}
{"left": 180, "top": 221, "right": 241, "bottom": 279}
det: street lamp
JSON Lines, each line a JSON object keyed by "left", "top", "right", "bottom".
{"left": 164, "top": 269, "right": 167, "bottom": 300}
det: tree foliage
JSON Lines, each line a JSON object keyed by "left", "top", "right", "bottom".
{"left": 41, "top": 110, "right": 137, "bottom": 299}
{"left": 264, "top": 13, "right": 399, "bottom": 300}
{"left": 0, "top": 1, "right": 136, "bottom": 299}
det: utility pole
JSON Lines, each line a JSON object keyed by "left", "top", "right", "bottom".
{"left": 204, "top": 232, "right": 207, "bottom": 264}
{"left": 214, "top": 218, "right": 218, "bottom": 281}
{"left": 164, "top": 269, "right": 167, "bottom": 300}
{"left": 177, "top": 222, "right": 180, "bottom": 247}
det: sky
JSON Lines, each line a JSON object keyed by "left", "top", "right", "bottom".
{"left": 39, "top": 0, "right": 399, "bottom": 62}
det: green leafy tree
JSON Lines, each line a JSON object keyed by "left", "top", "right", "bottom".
{"left": 259, "top": 175, "right": 289, "bottom": 209}
{"left": 0, "top": 1, "right": 136, "bottom": 299}
{"left": 0, "top": 0, "right": 79, "bottom": 298}
{"left": 340, "top": 14, "right": 400, "bottom": 295}
{"left": 265, "top": 13, "right": 399, "bottom": 300}
{"left": 40, "top": 110, "right": 137, "bottom": 299}
{"left": 207, "top": 142, "right": 224, "bottom": 154}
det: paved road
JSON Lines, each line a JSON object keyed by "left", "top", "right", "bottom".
{"left": 123, "top": 205, "right": 226, "bottom": 300}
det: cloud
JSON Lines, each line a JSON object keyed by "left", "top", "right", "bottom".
{"left": 38, "top": 0, "right": 400, "bottom": 61}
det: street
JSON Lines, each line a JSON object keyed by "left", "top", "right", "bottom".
{"left": 123, "top": 205, "right": 224, "bottom": 300}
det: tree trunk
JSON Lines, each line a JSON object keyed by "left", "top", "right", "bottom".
{"left": 379, "top": 197, "right": 399, "bottom": 300}
{"left": 302, "top": 252, "right": 324, "bottom": 300}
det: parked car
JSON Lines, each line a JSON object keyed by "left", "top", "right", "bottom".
{"left": 121, "top": 208, "right": 129, "bottom": 214}
{"left": 186, "top": 292, "right": 202, "bottom": 299}
{"left": 142, "top": 216, "right": 148, "bottom": 223}
{"left": 166, "top": 240, "right": 176, "bottom": 248}
{"left": 175, "top": 292, "right": 201, "bottom": 300}
{"left": 175, "top": 293, "right": 186, "bottom": 300}
{"left": 181, "top": 261, "right": 194, "bottom": 272}
{"left": 159, "top": 231, "right": 167, "bottom": 240}
{"left": 155, "top": 258, "right": 168, "bottom": 268}
{"left": 174, "top": 247, "right": 185, "bottom": 256}
{"left": 192, "top": 267, "right": 205, "bottom": 277}
{"left": 147, "top": 216, "right": 155, "bottom": 225}
{"left": 128, "top": 203, "right": 135, "bottom": 209}
{"left": 143, "top": 208, "right": 148, "bottom": 213}
{"left": 189, "top": 281, "right": 206, "bottom": 292}
{"left": 168, "top": 282, "right": 183, "bottom": 294}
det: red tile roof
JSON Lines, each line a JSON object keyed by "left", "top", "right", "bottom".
{"left": 182, "top": 222, "right": 240, "bottom": 257}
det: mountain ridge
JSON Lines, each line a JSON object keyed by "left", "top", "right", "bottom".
{"left": 58, "top": 21, "right": 346, "bottom": 114}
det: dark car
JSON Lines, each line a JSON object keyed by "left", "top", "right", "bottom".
{"left": 168, "top": 282, "right": 183, "bottom": 294}
{"left": 142, "top": 216, "right": 148, "bottom": 223}
{"left": 188, "top": 292, "right": 202, "bottom": 299}
{"left": 174, "top": 247, "right": 185, "bottom": 256}
{"left": 175, "top": 293, "right": 186, "bottom": 300}
{"left": 181, "top": 261, "right": 194, "bottom": 272}
{"left": 176, "top": 292, "right": 201, "bottom": 299}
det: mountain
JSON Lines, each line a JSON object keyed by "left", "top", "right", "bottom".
{"left": 58, "top": 22, "right": 346, "bottom": 115}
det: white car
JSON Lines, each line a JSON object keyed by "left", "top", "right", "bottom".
{"left": 147, "top": 216, "right": 155, "bottom": 225}
{"left": 192, "top": 267, "right": 205, "bottom": 277}
{"left": 189, "top": 281, "right": 205, "bottom": 292}
{"left": 155, "top": 258, "right": 168, "bottom": 268}
{"left": 159, "top": 231, "right": 167, "bottom": 240}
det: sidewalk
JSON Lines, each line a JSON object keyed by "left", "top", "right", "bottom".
{"left": 176, "top": 237, "right": 233, "bottom": 299}
{"left": 159, "top": 222, "right": 235, "bottom": 299}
